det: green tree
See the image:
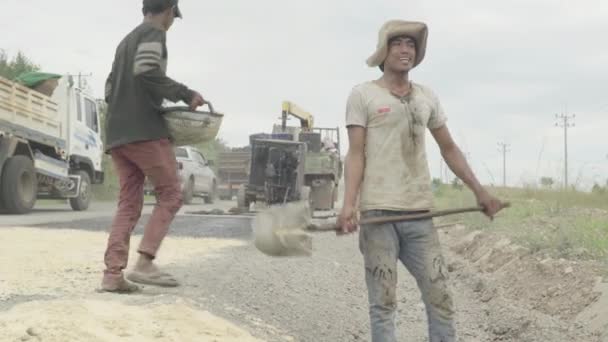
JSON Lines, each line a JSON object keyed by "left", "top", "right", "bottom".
{"left": 195, "top": 138, "right": 229, "bottom": 172}
{"left": 540, "top": 177, "right": 554, "bottom": 189}
{"left": 0, "top": 50, "right": 40, "bottom": 80}
{"left": 451, "top": 177, "right": 464, "bottom": 190}
{"left": 432, "top": 178, "right": 443, "bottom": 187}
{"left": 591, "top": 183, "right": 605, "bottom": 194}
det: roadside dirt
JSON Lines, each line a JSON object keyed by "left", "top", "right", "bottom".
{"left": 441, "top": 224, "right": 607, "bottom": 341}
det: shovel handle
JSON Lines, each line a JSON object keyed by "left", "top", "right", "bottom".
{"left": 308, "top": 202, "right": 511, "bottom": 232}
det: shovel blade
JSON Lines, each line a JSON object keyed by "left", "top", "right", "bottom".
{"left": 252, "top": 201, "right": 314, "bottom": 257}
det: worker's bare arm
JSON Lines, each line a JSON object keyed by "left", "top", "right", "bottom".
{"left": 431, "top": 125, "right": 504, "bottom": 219}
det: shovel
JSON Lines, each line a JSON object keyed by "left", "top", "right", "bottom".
{"left": 252, "top": 201, "right": 510, "bottom": 257}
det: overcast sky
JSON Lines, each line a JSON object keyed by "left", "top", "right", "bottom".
{"left": 2, "top": 0, "right": 607, "bottom": 189}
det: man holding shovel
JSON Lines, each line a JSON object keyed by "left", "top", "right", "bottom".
{"left": 338, "top": 20, "right": 504, "bottom": 341}
{"left": 101, "top": 0, "right": 204, "bottom": 293}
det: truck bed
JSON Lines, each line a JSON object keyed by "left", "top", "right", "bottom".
{"left": 216, "top": 150, "right": 250, "bottom": 198}
{"left": 0, "top": 76, "right": 65, "bottom": 149}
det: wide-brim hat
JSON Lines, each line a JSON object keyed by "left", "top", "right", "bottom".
{"left": 366, "top": 20, "right": 428, "bottom": 68}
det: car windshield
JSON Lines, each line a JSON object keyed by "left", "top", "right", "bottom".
{"left": 174, "top": 147, "right": 189, "bottom": 158}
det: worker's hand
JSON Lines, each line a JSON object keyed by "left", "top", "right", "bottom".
{"left": 189, "top": 91, "right": 205, "bottom": 111}
{"left": 337, "top": 205, "right": 358, "bottom": 235}
{"left": 475, "top": 189, "right": 504, "bottom": 220}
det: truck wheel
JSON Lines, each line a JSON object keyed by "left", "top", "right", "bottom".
{"left": 1, "top": 156, "right": 37, "bottom": 214}
{"left": 0, "top": 185, "right": 6, "bottom": 212}
{"left": 182, "top": 177, "right": 194, "bottom": 205}
{"left": 204, "top": 180, "right": 217, "bottom": 204}
{"left": 0, "top": 188, "right": 5, "bottom": 211}
{"left": 70, "top": 170, "right": 91, "bottom": 211}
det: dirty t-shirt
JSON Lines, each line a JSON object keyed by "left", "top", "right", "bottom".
{"left": 345, "top": 81, "right": 447, "bottom": 211}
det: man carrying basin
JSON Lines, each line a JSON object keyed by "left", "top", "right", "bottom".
{"left": 101, "top": 0, "right": 205, "bottom": 293}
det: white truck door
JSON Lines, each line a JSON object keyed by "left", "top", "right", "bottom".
{"left": 82, "top": 96, "right": 103, "bottom": 173}
{"left": 68, "top": 91, "right": 86, "bottom": 157}
{"left": 70, "top": 92, "right": 103, "bottom": 173}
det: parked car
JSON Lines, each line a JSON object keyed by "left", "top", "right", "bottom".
{"left": 144, "top": 146, "right": 218, "bottom": 204}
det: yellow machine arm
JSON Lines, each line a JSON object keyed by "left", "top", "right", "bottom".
{"left": 281, "top": 101, "right": 314, "bottom": 131}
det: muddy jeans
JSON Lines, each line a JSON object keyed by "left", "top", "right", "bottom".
{"left": 103, "top": 139, "right": 182, "bottom": 283}
{"left": 359, "top": 210, "right": 456, "bottom": 342}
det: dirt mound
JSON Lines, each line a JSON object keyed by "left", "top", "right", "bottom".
{"left": 450, "top": 228, "right": 601, "bottom": 319}
{"left": 441, "top": 225, "right": 606, "bottom": 341}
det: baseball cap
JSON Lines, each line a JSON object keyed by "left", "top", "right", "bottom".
{"left": 143, "top": 0, "right": 182, "bottom": 18}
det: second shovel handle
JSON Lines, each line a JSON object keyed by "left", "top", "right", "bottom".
{"left": 310, "top": 202, "right": 510, "bottom": 232}
{"left": 359, "top": 206, "right": 484, "bottom": 226}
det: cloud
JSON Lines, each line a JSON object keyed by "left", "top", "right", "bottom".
{"left": 2, "top": 0, "right": 606, "bottom": 189}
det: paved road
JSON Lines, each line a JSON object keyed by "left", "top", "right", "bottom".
{"left": 5, "top": 201, "right": 472, "bottom": 342}
{"left": 2, "top": 199, "right": 599, "bottom": 341}
{"left": 0, "top": 198, "right": 239, "bottom": 227}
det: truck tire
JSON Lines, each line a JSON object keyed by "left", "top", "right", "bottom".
{"left": 204, "top": 180, "right": 217, "bottom": 204}
{"left": 182, "top": 177, "right": 194, "bottom": 205}
{"left": 0, "top": 190, "right": 5, "bottom": 212}
{"left": 70, "top": 170, "right": 91, "bottom": 211}
{"left": 1, "top": 155, "right": 37, "bottom": 214}
{"left": 0, "top": 182, "right": 5, "bottom": 211}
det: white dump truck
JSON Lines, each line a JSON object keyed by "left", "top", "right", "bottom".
{"left": 0, "top": 75, "right": 104, "bottom": 214}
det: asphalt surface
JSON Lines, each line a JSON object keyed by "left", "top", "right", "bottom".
{"left": 18, "top": 209, "right": 449, "bottom": 341}
{"left": 2, "top": 200, "right": 601, "bottom": 341}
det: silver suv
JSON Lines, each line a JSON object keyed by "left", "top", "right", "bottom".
{"left": 144, "top": 146, "right": 218, "bottom": 204}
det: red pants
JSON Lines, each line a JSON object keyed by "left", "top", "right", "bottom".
{"left": 103, "top": 139, "right": 182, "bottom": 282}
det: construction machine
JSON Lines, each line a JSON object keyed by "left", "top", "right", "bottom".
{"left": 236, "top": 101, "right": 342, "bottom": 212}
{"left": 275, "top": 101, "right": 342, "bottom": 210}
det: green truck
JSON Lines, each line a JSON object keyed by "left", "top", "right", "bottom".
{"left": 300, "top": 128, "right": 342, "bottom": 210}
{"left": 274, "top": 101, "right": 343, "bottom": 211}
{"left": 235, "top": 102, "right": 343, "bottom": 212}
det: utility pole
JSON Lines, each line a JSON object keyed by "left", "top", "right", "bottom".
{"left": 497, "top": 142, "right": 510, "bottom": 187}
{"left": 555, "top": 113, "right": 575, "bottom": 189}
{"left": 65, "top": 72, "right": 92, "bottom": 89}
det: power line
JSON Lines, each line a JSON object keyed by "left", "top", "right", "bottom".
{"left": 65, "top": 72, "right": 93, "bottom": 89}
{"left": 497, "top": 142, "right": 510, "bottom": 187}
{"left": 555, "top": 113, "right": 575, "bottom": 189}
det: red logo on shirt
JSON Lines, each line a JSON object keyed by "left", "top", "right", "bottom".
{"left": 377, "top": 107, "right": 391, "bottom": 114}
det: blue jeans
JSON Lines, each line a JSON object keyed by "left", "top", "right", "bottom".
{"left": 359, "top": 210, "right": 456, "bottom": 342}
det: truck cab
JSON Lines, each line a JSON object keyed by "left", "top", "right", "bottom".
{"left": 55, "top": 76, "right": 104, "bottom": 185}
